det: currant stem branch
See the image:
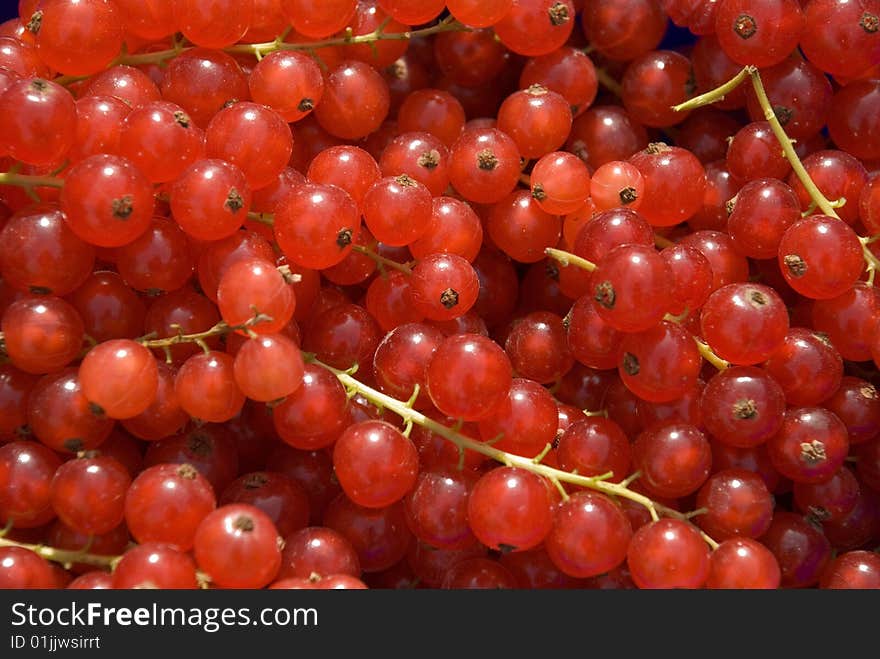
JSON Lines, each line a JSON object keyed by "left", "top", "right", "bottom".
{"left": 595, "top": 67, "right": 623, "bottom": 98}
{"left": 326, "top": 362, "right": 685, "bottom": 525}
{"left": 0, "top": 535, "right": 118, "bottom": 569}
{"left": 117, "top": 16, "right": 468, "bottom": 68}
{"left": 0, "top": 171, "right": 65, "bottom": 189}
{"left": 674, "top": 66, "right": 880, "bottom": 279}
{"left": 695, "top": 338, "right": 729, "bottom": 371}
{"left": 544, "top": 247, "right": 597, "bottom": 272}
{"left": 671, "top": 66, "right": 753, "bottom": 112}
{"left": 746, "top": 68, "right": 840, "bottom": 219}
{"left": 351, "top": 245, "right": 414, "bottom": 275}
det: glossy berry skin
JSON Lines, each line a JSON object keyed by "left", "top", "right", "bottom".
{"left": 397, "top": 89, "right": 465, "bottom": 148}
{"left": 379, "top": 132, "right": 449, "bottom": 198}
{"left": 762, "top": 328, "right": 843, "bottom": 407}
{"left": 67, "top": 571, "right": 114, "bottom": 590}
{"left": 272, "top": 364, "right": 350, "bottom": 450}
{"left": 193, "top": 503, "right": 282, "bottom": 589}
{"left": 565, "top": 295, "right": 624, "bottom": 371}
{"left": 313, "top": 61, "right": 390, "bottom": 141}
{"left": 557, "top": 417, "right": 631, "bottom": 483}
{"left": 332, "top": 420, "right": 419, "bottom": 509}
{"left": 158, "top": 48, "right": 250, "bottom": 129}
{"left": 660, "top": 244, "right": 714, "bottom": 316}
{"left": 233, "top": 334, "right": 304, "bottom": 403}
{"left": 25, "top": 368, "right": 114, "bottom": 454}
{"left": 793, "top": 467, "right": 860, "bottom": 523}
{"left": 49, "top": 454, "right": 130, "bottom": 535}
{"left": 504, "top": 311, "right": 573, "bottom": 384}
{"left": 122, "top": 362, "right": 189, "bottom": 442}
{"left": 814, "top": 283, "right": 880, "bottom": 363}
{"left": 448, "top": 127, "right": 521, "bottom": 205}
{"left": 494, "top": 0, "right": 575, "bottom": 57}
{"left": 700, "top": 283, "right": 789, "bottom": 365}
{"left": 767, "top": 407, "right": 850, "bottom": 484}
{"left": 1, "top": 296, "right": 84, "bottom": 375}
{"left": 820, "top": 551, "right": 880, "bottom": 589}
{"left": 446, "top": 0, "right": 513, "bottom": 27}
{"left": 60, "top": 154, "right": 154, "bottom": 248}
{"left": 629, "top": 144, "right": 706, "bottom": 227}
{"left": 618, "top": 321, "right": 702, "bottom": 404}
{"left": 322, "top": 495, "right": 411, "bottom": 573}
{"left": 404, "top": 469, "right": 478, "bottom": 551}
{"left": 714, "top": 0, "right": 804, "bottom": 69}
{"left": 280, "top": 0, "right": 357, "bottom": 38}
{"left": 112, "top": 543, "right": 199, "bottom": 589}
{"left": 361, "top": 175, "right": 432, "bottom": 247}
{"left": 0, "top": 546, "right": 57, "bottom": 589}
{"left": 695, "top": 469, "right": 774, "bottom": 541}
{"left": 828, "top": 81, "right": 880, "bottom": 161}
{"left": 545, "top": 492, "right": 633, "bottom": 579}
{"left": 467, "top": 467, "right": 554, "bottom": 553}
{"left": 33, "top": 0, "right": 123, "bottom": 76}
{"left": 627, "top": 519, "right": 711, "bottom": 589}
{"left": 220, "top": 471, "right": 310, "bottom": 539}
{"left": 497, "top": 85, "right": 572, "bottom": 159}
{"left": 216, "top": 258, "right": 295, "bottom": 335}
{"left": 726, "top": 123, "right": 791, "bottom": 183}
{"left": 277, "top": 526, "right": 361, "bottom": 580}
{"left": 409, "top": 253, "right": 480, "bottom": 322}
{"left": 124, "top": 463, "right": 216, "bottom": 551}
{"left": 274, "top": 183, "right": 359, "bottom": 270}
{"left": 308, "top": 144, "right": 381, "bottom": 207}
{"left": 759, "top": 511, "right": 831, "bottom": 588}
{"left": 530, "top": 151, "right": 591, "bottom": 215}
{"left": 706, "top": 537, "right": 782, "bottom": 589}
{"left": 205, "top": 102, "right": 293, "bottom": 189}
{"left": 824, "top": 376, "right": 880, "bottom": 446}
{"left": 117, "top": 101, "right": 203, "bottom": 184}
{"left": 590, "top": 243, "right": 673, "bottom": 333}
{"left": 174, "top": 351, "right": 245, "bottom": 423}
{"left": 441, "top": 558, "right": 519, "bottom": 589}
{"left": 477, "top": 378, "right": 559, "bottom": 458}
{"left": 174, "top": 0, "right": 252, "bottom": 49}
{"left": 78, "top": 339, "right": 158, "bottom": 419}
{"left": 426, "top": 334, "right": 513, "bottom": 422}
{"left": 700, "top": 366, "right": 787, "bottom": 448}
{"left": 632, "top": 423, "right": 712, "bottom": 499}
{"left": 777, "top": 215, "right": 864, "bottom": 300}
{"left": 487, "top": 189, "right": 561, "bottom": 264}
{"left": 0, "top": 204, "right": 94, "bottom": 297}
{"left": 0, "top": 365, "right": 37, "bottom": 442}
{"left": 801, "top": 0, "right": 880, "bottom": 78}
{"left": 114, "top": 217, "right": 194, "bottom": 294}
{"left": 372, "top": 323, "right": 443, "bottom": 409}
{"left": 621, "top": 50, "right": 694, "bottom": 128}
{"left": 0, "top": 440, "right": 62, "bottom": 529}
{"left": 170, "top": 159, "right": 251, "bottom": 241}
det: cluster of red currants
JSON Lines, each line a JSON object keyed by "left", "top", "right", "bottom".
{"left": 1, "top": 0, "right": 880, "bottom": 590}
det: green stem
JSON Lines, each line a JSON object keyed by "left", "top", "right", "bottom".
{"left": 595, "top": 67, "right": 622, "bottom": 98}
{"left": 0, "top": 171, "right": 64, "bottom": 188}
{"left": 544, "top": 247, "right": 597, "bottom": 272}
{"left": 695, "top": 338, "right": 729, "bottom": 371}
{"left": 0, "top": 536, "right": 117, "bottom": 569}
{"left": 352, "top": 245, "right": 413, "bottom": 275}
{"left": 747, "top": 68, "right": 838, "bottom": 219}
{"left": 671, "top": 65, "right": 752, "bottom": 113}
{"left": 860, "top": 236, "right": 880, "bottom": 274}
{"left": 246, "top": 211, "right": 275, "bottom": 227}
{"left": 328, "top": 364, "right": 686, "bottom": 524}
{"left": 115, "top": 16, "right": 467, "bottom": 68}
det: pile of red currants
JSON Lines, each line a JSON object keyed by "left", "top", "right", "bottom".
{"left": 1, "top": 0, "right": 880, "bottom": 590}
